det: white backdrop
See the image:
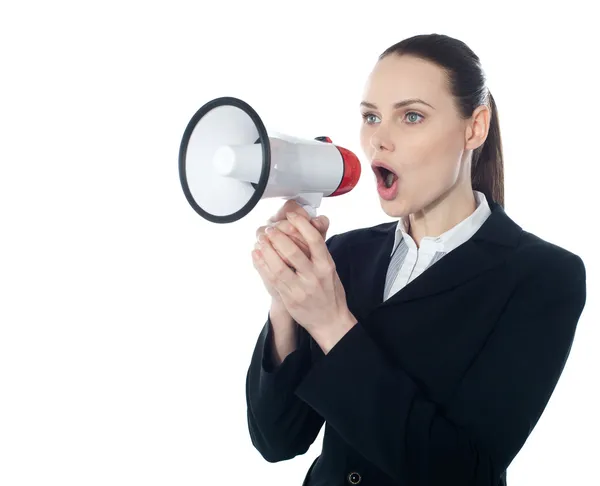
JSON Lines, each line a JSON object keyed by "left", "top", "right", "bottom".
{"left": 1, "top": 1, "right": 597, "bottom": 485}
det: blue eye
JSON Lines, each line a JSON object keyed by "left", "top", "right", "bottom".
{"left": 361, "top": 113, "right": 380, "bottom": 124}
{"left": 361, "top": 111, "right": 424, "bottom": 125}
{"left": 405, "top": 112, "right": 424, "bottom": 124}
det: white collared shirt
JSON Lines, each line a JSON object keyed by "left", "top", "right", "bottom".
{"left": 384, "top": 190, "right": 492, "bottom": 301}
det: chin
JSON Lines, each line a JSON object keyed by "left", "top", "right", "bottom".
{"left": 380, "top": 198, "right": 409, "bottom": 218}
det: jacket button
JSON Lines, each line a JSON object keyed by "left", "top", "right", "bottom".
{"left": 347, "top": 471, "right": 362, "bottom": 484}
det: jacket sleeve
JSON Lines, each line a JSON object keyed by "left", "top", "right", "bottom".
{"left": 245, "top": 234, "right": 339, "bottom": 463}
{"left": 294, "top": 253, "right": 587, "bottom": 485}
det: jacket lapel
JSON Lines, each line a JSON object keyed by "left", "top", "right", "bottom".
{"left": 347, "top": 196, "right": 523, "bottom": 317}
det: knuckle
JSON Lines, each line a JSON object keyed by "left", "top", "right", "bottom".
{"left": 305, "top": 276, "right": 319, "bottom": 291}
{"left": 287, "top": 245, "right": 302, "bottom": 260}
{"left": 265, "top": 228, "right": 278, "bottom": 241}
{"left": 293, "top": 290, "right": 307, "bottom": 305}
{"left": 290, "top": 236, "right": 308, "bottom": 252}
{"left": 276, "top": 221, "right": 291, "bottom": 233}
{"left": 272, "top": 264, "right": 286, "bottom": 278}
{"left": 305, "top": 233, "right": 320, "bottom": 245}
{"left": 318, "top": 261, "right": 336, "bottom": 276}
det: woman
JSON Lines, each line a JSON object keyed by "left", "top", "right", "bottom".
{"left": 245, "top": 34, "right": 587, "bottom": 486}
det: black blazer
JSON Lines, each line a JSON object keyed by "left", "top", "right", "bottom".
{"left": 245, "top": 195, "right": 587, "bottom": 486}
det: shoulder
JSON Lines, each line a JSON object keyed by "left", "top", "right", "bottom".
{"left": 493, "top": 227, "right": 587, "bottom": 318}
{"left": 511, "top": 229, "right": 586, "bottom": 284}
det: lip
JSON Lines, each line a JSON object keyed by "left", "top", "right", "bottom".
{"left": 371, "top": 160, "right": 398, "bottom": 176}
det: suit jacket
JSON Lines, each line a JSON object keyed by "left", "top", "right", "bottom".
{"left": 245, "top": 196, "right": 587, "bottom": 486}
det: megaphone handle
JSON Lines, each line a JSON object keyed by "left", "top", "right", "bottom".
{"left": 300, "top": 204, "right": 318, "bottom": 219}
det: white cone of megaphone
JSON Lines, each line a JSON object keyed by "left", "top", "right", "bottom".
{"left": 179, "top": 96, "right": 362, "bottom": 223}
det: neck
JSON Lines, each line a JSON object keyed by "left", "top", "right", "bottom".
{"left": 407, "top": 185, "right": 477, "bottom": 248}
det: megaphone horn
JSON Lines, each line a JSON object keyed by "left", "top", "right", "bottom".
{"left": 179, "top": 96, "right": 361, "bottom": 224}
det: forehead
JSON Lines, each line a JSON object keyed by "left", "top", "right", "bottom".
{"left": 362, "top": 55, "right": 451, "bottom": 107}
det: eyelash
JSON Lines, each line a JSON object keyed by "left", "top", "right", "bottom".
{"left": 361, "top": 111, "right": 425, "bottom": 125}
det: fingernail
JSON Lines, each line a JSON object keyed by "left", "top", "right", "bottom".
{"left": 265, "top": 226, "right": 274, "bottom": 234}
{"left": 287, "top": 212, "right": 298, "bottom": 219}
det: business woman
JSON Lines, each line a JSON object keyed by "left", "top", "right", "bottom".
{"left": 245, "top": 33, "right": 587, "bottom": 486}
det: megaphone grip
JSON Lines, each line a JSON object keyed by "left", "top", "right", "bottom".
{"left": 301, "top": 204, "right": 318, "bottom": 219}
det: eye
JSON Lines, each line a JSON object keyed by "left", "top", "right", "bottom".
{"left": 405, "top": 111, "right": 424, "bottom": 124}
{"left": 361, "top": 111, "right": 425, "bottom": 125}
{"left": 361, "top": 113, "right": 380, "bottom": 125}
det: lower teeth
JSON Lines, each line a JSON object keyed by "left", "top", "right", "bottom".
{"left": 384, "top": 173, "right": 395, "bottom": 188}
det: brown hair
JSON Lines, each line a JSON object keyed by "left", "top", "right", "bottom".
{"left": 379, "top": 34, "right": 504, "bottom": 207}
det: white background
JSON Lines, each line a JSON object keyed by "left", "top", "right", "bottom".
{"left": 1, "top": 1, "right": 597, "bottom": 485}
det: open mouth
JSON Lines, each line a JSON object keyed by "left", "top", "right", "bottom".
{"left": 373, "top": 165, "right": 398, "bottom": 189}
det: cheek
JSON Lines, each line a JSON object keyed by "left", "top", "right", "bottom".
{"left": 359, "top": 127, "right": 372, "bottom": 156}
{"left": 402, "top": 129, "right": 463, "bottom": 184}
{"left": 418, "top": 125, "right": 463, "bottom": 166}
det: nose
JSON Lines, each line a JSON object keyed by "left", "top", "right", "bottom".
{"left": 370, "top": 128, "right": 394, "bottom": 153}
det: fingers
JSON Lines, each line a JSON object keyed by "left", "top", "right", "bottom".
{"left": 255, "top": 232, "right": 297, "bottom": 288}
{"left": 263, "top": 226, "right": 313, "bottom": 276}
{"left": 316, "top": 215, "right": 330, "bottom": 234}
{"left": 309, "top": 216, "right": 329, "bottom": 239}
{"left": 256, "top": 220, "right": 297, "bottom": 240}
{"left": 268, "top": 200, "right": 311, "bottom": 224}
{"left": 258, "top": 217, "right": 327, "bottom": 241}
{"left": 257, "top": 221, "right": 311, "bottom": 258}
{"left": 252, "top": 247, "right": 279, "bottom": 293}
{"left": 255, "top": 218, "right": 328, "bottom": 259}
{"left": 287, "top": 233, "right": 311, "bottom": 258}
{"left": 285, "top": 212, "right": 334, "bottom": 274}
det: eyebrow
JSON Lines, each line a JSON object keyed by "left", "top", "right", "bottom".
{"left": 360, "top": 98, "right": 435, "bottom": 110}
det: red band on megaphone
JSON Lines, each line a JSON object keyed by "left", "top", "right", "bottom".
{"left": 331, "top": 146, "right": 361, "bottom": 196}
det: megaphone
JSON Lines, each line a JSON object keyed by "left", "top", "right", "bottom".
{"left": 178, "top": 96, "right": 362, "bottom": 223}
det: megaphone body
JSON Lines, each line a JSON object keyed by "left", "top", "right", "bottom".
{"left": 179, "top": 97, "right": 361, "bottom": 223}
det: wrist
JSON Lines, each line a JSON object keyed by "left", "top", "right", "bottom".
{"left": 269, "top": 300, "right": 294, "bottom": 329}
{"left": 314, "top": 311, "right": 358, "bottom": 354}
{"left": 270, "top": 298, "right": 288, "bottom": 315}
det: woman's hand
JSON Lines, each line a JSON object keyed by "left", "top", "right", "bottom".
{"left": 254, "top": 200, "right": 329, "bottom": 304}
{"left": 252, "top": 211, "right": 357, "bottom": 352}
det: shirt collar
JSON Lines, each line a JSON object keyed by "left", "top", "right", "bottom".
{"left": 392, "top": 190, "right": 491, "bottom": 255}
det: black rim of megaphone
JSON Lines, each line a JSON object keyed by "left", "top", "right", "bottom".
{"left": 179, "top": 96, "right": 271, "bottom": 224}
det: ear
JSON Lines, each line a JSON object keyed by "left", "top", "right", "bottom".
{"left": 465, "top": 104, "right": 491, "bottom": 151}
